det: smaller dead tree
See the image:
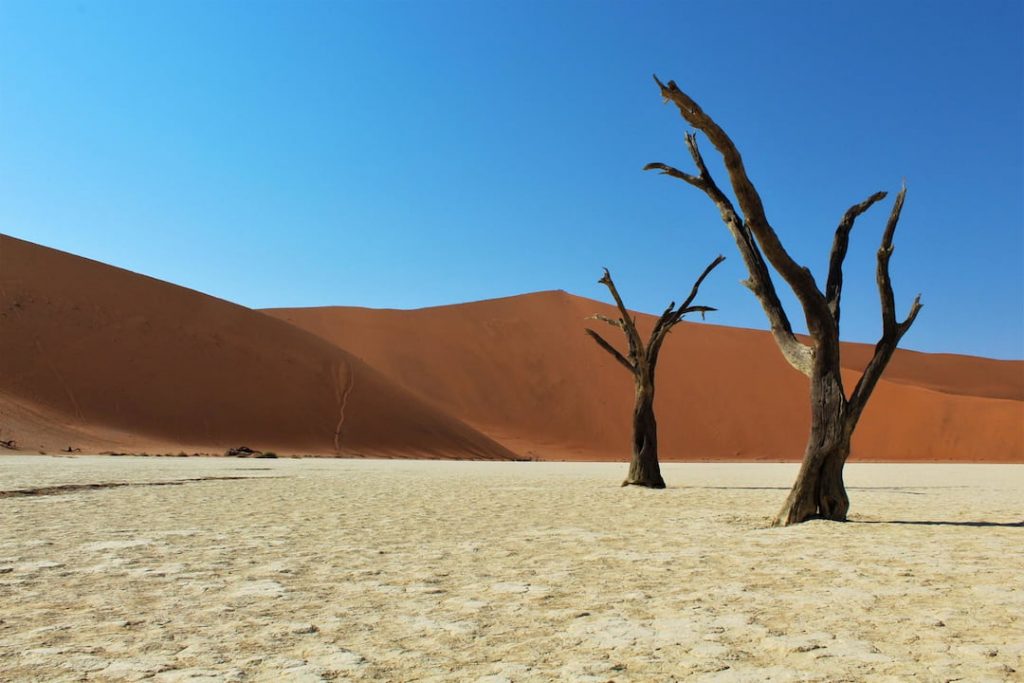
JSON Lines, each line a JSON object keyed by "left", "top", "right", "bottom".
{"left": 585, "top": 256, "right": 724, "bottom": 488}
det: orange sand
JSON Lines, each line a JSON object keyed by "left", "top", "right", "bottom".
{"left": 266, "top": 295, "right": 1023, "bottom": 462}
{"left": 1, "top": 234, "right": 1020, "bottom": 461}
{"left": 0, "top": 235, "right": 514, "bottom": 460}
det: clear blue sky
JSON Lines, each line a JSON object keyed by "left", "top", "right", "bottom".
{"left": 1, "top": 1, "right": 1021, "bottom": 359}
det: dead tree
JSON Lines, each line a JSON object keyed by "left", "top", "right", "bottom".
{"left": 585, "top": 256, "right": 724, "bottom": 488}
{"left": 645, "top": 76, "right": 922, "bottom": 525}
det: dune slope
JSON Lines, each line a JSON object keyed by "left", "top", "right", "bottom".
{"left": 0, "top": 235, "right": 516, "bottom": 459}
{"left": 266, "top": 292, "right": 1023, "bottom": 462}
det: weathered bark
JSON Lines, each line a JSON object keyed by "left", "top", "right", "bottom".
{"left": 774, "top": 364, "right": 852, "bottom": 524}
{"left": 585, "top": 256, "right": 723, "bottom": 488}
{"left": 625, "top": 383, "right": 664, "bottom": 488}
{"left": 646, "top": 76, "right": 922, "bottom": 525}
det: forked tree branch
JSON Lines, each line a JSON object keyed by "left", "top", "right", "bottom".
{"left": 647, "top": 254, "right": 724, "bottom": 365}
{"left": 679, "top": 254, "right": 726, "bottom": 312}
{"left": 877, "top": 186, "right": 919, "bottom": 336}
{"left": 598, "top": 268, "right": 643, "bottom": 362}
{"left": 652, "top": 76, "right": 833, "bottom": 332}
{"left": 650, "top": 254, "right": 725, "bottom": 341}
{"left": 645, "top": 133, "right": 814, "bottom": 376}
{"left": 644, "top": 161, "right": 703, "bottom": 189}
{"left": 847, "top": 185, "right": 923, "bottom": 427}
{"left": 826, "top": 191, "right": 888, "bottom": 325}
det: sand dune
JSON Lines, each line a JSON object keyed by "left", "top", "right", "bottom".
{"left": 0, "top": 235, "right": 516, "bottom": 459}
{"left": 839, "top": 343, "right": 1022, "bottom": 401}
{"left": 1, "top": 235, "right": 1019, "bottom": 461}
{"left": 266, "top": 292, "right": 1023, "bottom": 462}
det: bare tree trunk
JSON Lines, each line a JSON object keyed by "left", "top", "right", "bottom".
{"left": 624, "top": 383, "right": 665, "bottom": 488}
{"left": 773, "top": 364, "right": 851, "bottom": 525}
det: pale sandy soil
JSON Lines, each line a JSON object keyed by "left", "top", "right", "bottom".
{"left": 0, "top": 457, "right": 1021, "bottom": 682}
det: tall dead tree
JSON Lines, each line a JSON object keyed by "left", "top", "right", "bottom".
{"left": 585, "top": 255, "right": 724, "bottom": 488}
{"left": 645, "top": 77, "right": 922, "bottom": 525}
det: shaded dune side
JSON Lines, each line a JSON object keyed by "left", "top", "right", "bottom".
{"left": 0, "top": 235, "right": 516, "bottom": 459}
{"left": 266, "top": 292, "right": 1023, "bottom": 462}
{"left": 838, "top": 345, "right": 1022, "bottom": 401}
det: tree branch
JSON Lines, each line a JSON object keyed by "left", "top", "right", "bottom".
{"left": 584, "top": 328, "right": 634, "bottom": 373}
{"left": 647, "top": 254, "right": 725, "bottom": 365}
{"left": 598, "top": 268, "right": 643, "bottom": 362}
{"left": 899, "top": 294, "right": 923, "bottom": 336}
{"left": 642, "top": 162, "right": 703, "bottom": 189}
{"left": 653, "top": 75, "right": 833, "bottom": 334}
{"left": 645, "top": 131, "right": 814, "bottom": 376}
{"left": 648, "top": 300, "right": 678, "bottom": 348}
{"left": 681, "top": 305, "right": 716, "bottom": 319}
{"left": 877, "top": 185, "right": 909, "bottom": 336}
{"left": 847, "top": 185, "right": 923, "bottom": 427}
{"left": 826, "top": 191, "right": 888, "bottom": 324}
{"left": 678, "top": 254, "right": 726, "bottom": 312}
{"left": 587, "top": 313, "right": 624, "bottom": 329}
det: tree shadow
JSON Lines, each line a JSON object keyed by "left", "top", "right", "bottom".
{"left": 673, "top": 485, "right": 963, "bottom": 495}
{"left": 673, "top": 486, "right": 791, "bottom": 491}
{"left": 853, "top": 519, "right": 1023, "bottom": 528}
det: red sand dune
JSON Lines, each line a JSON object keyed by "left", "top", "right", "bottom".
{"left": 1, "top": 234, "right": 1020, "bottom": 462}
{"left": 0, "top": 235, "right": 516, "bottom": 459}
{"left": 266, "top": 293, "right": 1024, "bottom": 462}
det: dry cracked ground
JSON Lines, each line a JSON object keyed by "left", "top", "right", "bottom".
{"left": 0, "top": 456, "right": 1021, "bottom": 682}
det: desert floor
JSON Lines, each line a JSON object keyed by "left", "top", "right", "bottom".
{"left": 0, "top": 457, "right": 1021, "bottom": 682}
